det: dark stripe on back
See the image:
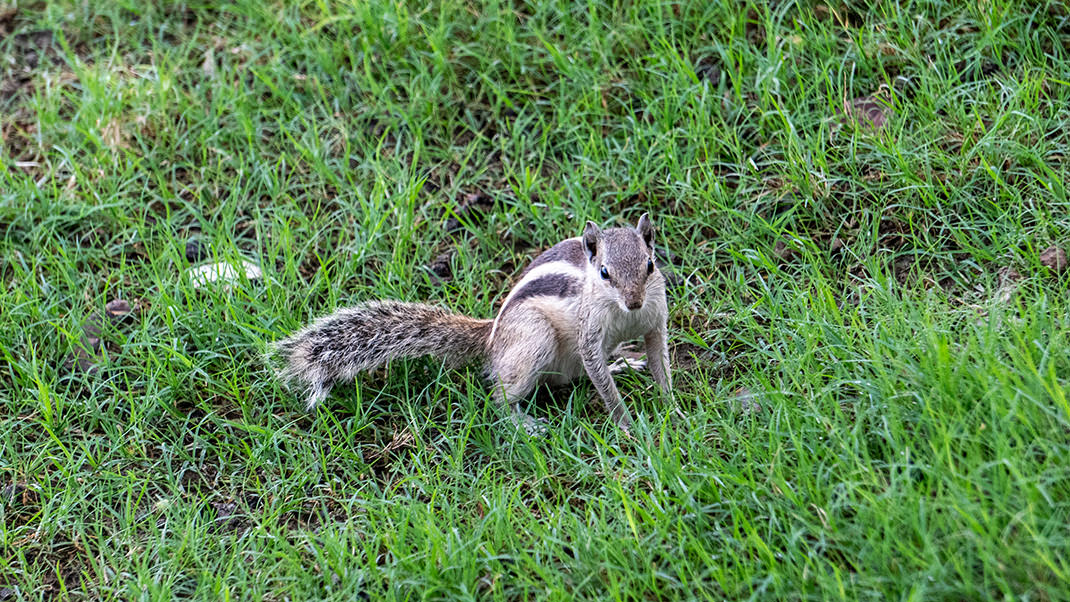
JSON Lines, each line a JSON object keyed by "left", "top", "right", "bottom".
{"left": 502, "top": 273, "right": 580, "bottom": 315}
{"left": 521, "top": 238, "right": 586, "bottom": 276}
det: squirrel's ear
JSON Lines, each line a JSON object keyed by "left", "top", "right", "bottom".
{"left": 636, "top": 213, "right": 653, "bottom": 248}
{"left": 583, "top": 221, "right": 602, "bottom": 259}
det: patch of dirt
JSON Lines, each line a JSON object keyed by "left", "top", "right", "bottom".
{"left": 62, "top": 299, "right": 139, "bottom": 375}
{"left": 185, "top": 238, "right": 210, "bottom": 263}
{"left": 951, "top": 46, "right": 1017, "bottom": 83}
{"left": 813, "top": 3, "right": 867, "bottom": 29}
{"left": 0, "top": 5, "right": 16, "bottom": 36}
{"left": 427, "top": 250, "right": 454, "bottom": 283}
{"left": 422, "top": 191, "right": 500, "bottom": 285}
{"left": 444, "top": 191, "right": 495, "bottom": 234}
{"left": 693, "top": 54, "right": 722, "bottom": 87}
{"left": 9, "top": 537, "right": 89, "bottom": 600}
{"left": 179, "top": 465, "right": 331, "bottom": 536}
{"left": 2, "top": 482, "right": 41, "bottom": 529}
{"left": 1, "top": 105, "right": 40, "bottom": 166}
{"left": 773, "top": 236, "right": 801, "bottom": 263}
{"left": 669, "top": 340, "right": 714, "bottom": 372}
{"left": 1, "top": 29, "right": 60, "bottom": 102}
{"left": 1, "top": 21, "right": 88, "bottom": 173}
{"left": 208, "top": 493, "right": 262, "bottom": 534}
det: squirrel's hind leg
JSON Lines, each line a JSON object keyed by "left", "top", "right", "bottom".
{"left": 490, "top": 379, "right": 549, "bottom": 437}
{"left": 488, "top": 316, "right": 558, "bottom": 436}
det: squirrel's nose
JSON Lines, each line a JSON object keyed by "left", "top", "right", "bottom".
{"left": 626, "top": 299, "right": 643, "bottom": 311}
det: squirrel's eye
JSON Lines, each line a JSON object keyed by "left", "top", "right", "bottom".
{"left": 647, "top": 259, "right": 654, "bottom": 274}
{"left": 599, "top": 266, "right": 610, "bottom": 280}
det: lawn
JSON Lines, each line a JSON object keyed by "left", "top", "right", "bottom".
{"left": 2, "top": 0, "right": 1069, "bottom": 599}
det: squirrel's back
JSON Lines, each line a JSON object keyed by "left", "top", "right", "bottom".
{"left": 273, "top": 301, "right": 492, "bottom": 409}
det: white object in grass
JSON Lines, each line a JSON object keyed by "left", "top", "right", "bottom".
{"left": 187, "top": 260, "right": 263, "bottom": 289}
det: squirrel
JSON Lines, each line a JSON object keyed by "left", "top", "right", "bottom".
{"left": 272, "top": 213, "right": 671, "bottom": 435}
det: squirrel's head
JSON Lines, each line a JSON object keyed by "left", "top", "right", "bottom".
{"left": 583, "top": 213, "right": 659, "bottom": 312}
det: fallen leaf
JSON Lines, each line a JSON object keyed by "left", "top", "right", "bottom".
{"left": 98, "top": 118, "right": 129, "bottom": 150}
{"left": 1039, "top": 246, "right": 1067, "bottom": 275}
{"left": 201, "top": 47, "right": 216, "bottom": 78}
{"left": 105, "top": 299, "right": 133, "bottom": 319}
{"left": 841, "top": 95, "right": 891, "bottom": 131}
{"left": 366, "top": 428, "right": 415, "bottom": 462}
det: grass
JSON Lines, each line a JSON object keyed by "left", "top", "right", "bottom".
{"left": 2, "top": 0, "right": 1069, "bottom": 599}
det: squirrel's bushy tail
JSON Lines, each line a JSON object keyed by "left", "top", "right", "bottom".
{"left": 271, "top": 301, "right": 492, "bottom": 409}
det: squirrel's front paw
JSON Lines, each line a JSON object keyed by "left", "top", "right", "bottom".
{"left": 608, "top": 355, "right": 647, "bottom": 374}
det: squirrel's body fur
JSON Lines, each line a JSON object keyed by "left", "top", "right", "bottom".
{"left": 273, "top": 214, "right": 671, "bottom": 434}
